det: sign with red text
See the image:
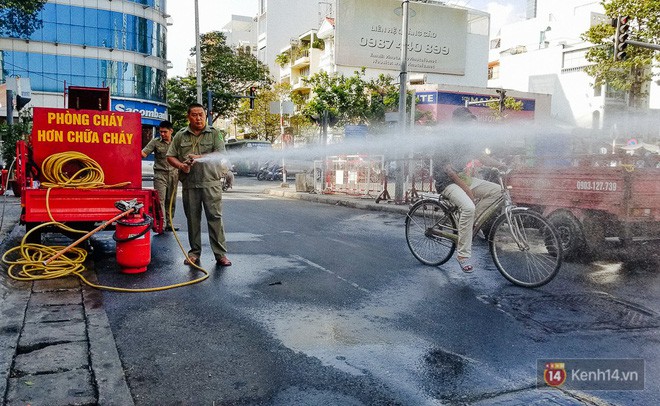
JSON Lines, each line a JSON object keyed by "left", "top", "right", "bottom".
{"left": 31, "top": 107, "right": 142, "bottom": 187}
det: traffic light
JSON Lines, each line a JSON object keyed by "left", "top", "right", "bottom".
{"left": 613, "top": 15, "right": 630, "bottom": 61}
{"left": 16, "top": 95, "right": 31, "bottom": 111}
{"left": 249, "top": 86, "right": 256, "bottom": 109}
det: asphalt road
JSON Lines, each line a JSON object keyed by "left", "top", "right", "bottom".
{"left": 90, "top": 177, "right": 659, "bottom": 405}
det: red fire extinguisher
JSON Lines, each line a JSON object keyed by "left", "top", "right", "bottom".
{"left": 113, "top": 209, "right": 153, "bottom": 274}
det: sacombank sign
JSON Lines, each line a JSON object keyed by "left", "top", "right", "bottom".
{"left": 112, "top": 99, "right": 168, "bottom": 125}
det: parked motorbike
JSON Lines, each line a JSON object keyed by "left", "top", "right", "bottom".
{"left": 220, "top": 159, "right": 234, "bottom": 191}
{"left": 221, "top": 170, "right": 234, "bottom": 191}
{"left": 265, "top": 162, "right": 283, "bottom": 181}
{"left": 256, "top": 161, "right": 270, "bottom": 181}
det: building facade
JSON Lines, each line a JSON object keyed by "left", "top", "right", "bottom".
{"left": 0, "top": 0, "right": 170, "bottom": 133}
{"left": 488, "top": 0, "right": 659, "bottom": 131}
{"left": 222, "top": 14, "right": 257, "bottom": 55}
{"left": 256, "top": 0, "right": 322, "bottom": 80}
{"left": 279, "top": 2, "right": 491, "bottom": 108}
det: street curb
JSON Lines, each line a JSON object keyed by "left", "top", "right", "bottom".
{"left": 82, "top": 273, "right": 135, "bottom": 406}
{"left": 263, "top": 188, "right": 411, "bottom": 215}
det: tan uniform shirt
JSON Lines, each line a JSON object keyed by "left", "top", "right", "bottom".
{"left": 167, "top": 126, "right": 225, "bottom": 188}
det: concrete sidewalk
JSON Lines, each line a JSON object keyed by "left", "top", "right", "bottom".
{"left": 0, "top": 194, "right": 133, "bottom": 406}
{"left": 0, "top": 186, "right": 409, "bottom": 406}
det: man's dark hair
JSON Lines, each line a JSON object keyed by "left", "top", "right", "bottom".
{"left": 158, "top": 120, "right": 174, "bottom": 130}
{"left": 187, "top": 103, "right": 205, "bottom": 114}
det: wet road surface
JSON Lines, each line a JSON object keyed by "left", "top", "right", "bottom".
{"left": 88, "top": 177, "right": 659, "bottom": 405}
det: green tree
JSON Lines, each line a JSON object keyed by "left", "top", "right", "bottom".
{"left": 486, "top": 96, "right": 524, "bottom": 119}
{"left": 166, "top": 31, "right": 271, "bottom": 127}
{"left": 301, "top": 69, "right": 399, "bottom": 127}
{"left": 199, "top": 31, "right": 271, "bottom": 122}
{"left": 0, "top": 115, "right": 30, "bottom": 169}
{"left": 166, "top": 76, "right": 197, "bottom": 130}
{"left": 581, "top": 0, "right": 659, "bottom": 108}
{"left": 234, "top": 85, "right": 281, "bottom": 142}
{"left": 0, "top": 0, "right": 46, "bottom": 38}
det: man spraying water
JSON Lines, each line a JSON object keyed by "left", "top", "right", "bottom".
{"left": 166, "top": 103, "right": 232, "bottom": 267}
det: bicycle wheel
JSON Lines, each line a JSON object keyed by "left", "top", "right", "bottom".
{"left": 405, "top": 199, "right": 456, "bottom": 266}
{"left": 489, "top": 208, "right": 562, "bottom": 288}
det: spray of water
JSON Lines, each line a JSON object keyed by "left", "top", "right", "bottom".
{"left": 192, "top": 116, "right": 660, "bottom": 169}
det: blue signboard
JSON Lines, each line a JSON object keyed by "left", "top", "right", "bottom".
{"left": 111, "top": 99, "right": 168, "bottom": 126}
{"left": 344, "top": 125, "right": 368, "bottom": 140}
{"left": 416, "top": 91, "right": 536, "bottom": 111}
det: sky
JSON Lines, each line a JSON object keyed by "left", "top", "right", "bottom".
{"left": 165, "top": 0, "right": 527, "bottom": 78}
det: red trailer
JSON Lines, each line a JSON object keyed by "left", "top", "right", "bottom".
{"left": 507, "top": 155, "right": 660, "bottom": 259}
{"left": 16, "top": 105, "right": 163, "bottom": 241}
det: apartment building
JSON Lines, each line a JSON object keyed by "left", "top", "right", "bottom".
{"left": 488, "top": 0, "right": 660, "bottom": 129}
{"left": 278, "top": 1, "right": 491, "bottom": 104}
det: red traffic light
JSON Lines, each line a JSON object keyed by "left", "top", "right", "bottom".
{"left": 614, "top": 15, "right": 630, "bottom": 61}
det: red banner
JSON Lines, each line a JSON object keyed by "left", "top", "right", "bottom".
{"left": 30, "top": 107, "right": 142, "bottom": 188}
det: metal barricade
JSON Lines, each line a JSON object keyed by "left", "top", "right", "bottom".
{"left": 320, "top": 155, "right": 385, "bottom": 197}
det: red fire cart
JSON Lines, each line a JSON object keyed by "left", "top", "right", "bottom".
{"left": 16, "top": 102, "right": 163, "bottom": 242}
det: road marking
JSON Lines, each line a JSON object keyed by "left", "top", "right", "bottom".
{"left": 291, "top": 255, "right": 370, "bottom": 293}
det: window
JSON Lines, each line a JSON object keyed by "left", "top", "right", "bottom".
{"left": 488, "top": 62, "right": 499, "bottom": 80}
{"left": 43, "top": 55, "right": 57, "bottom": 74}
{"left": 56, "top": 4, "right": 70, "bottom": 25}
{"left": 562, "top": 49, "right": 589, "bottom": 69}
{"left": 605, "top": 84, "right": 625, "bottom": 100}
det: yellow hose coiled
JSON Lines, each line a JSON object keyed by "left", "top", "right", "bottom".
{"left": 40, "top": 151, "right": 131, "bottom": 189}
{"left": 3, "top": 151, "right": 209, "bottom": 292}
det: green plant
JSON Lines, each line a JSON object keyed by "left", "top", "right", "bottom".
{"left": 293, "top": 44, "right": 310, "bottom": 60}
{"left": 275, "top": 52, "right": 290, "bottom": 67}
{"left": 0, "top": 121, "right": 30, "bottom": 169}
{"left": 311, "top": 38, "right": 325, "bottom": 50}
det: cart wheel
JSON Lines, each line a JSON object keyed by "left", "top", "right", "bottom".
{"left": 548, "top": 210, "right": 586, "bottom": 260}
{"left": 10, "top": 179, "right": 21, "bottom": 197}
{"left": 24, "top": 222, "right": 42, "bottom": 244}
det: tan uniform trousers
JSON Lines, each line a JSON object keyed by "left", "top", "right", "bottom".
{"left": 153, "top": 169, "right": 178, "bottom": 229}
{"left": 441, "top": 177, "right": 501, "bottom": 258}
{"left": 181, "top": 184, "right": 227, "bottom": 259}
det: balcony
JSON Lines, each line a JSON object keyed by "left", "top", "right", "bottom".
{"left": 292, "top": 50, "right": 310, "bottom": 68}
{"left": 280, "top": 65, "right": 291, "bottom": 81}
{"left": 292, "top": 76, "right": 310, "bottom": 92}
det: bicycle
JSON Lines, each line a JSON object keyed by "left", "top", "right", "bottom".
{"left": 405, "top": 169, "right": 563, "bottom": 288}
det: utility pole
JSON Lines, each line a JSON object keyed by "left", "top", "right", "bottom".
{"left": 6, "top": 90, "right": 14, "bottom": 125}
{"left": 395, "top": 0, "right": 410, "bottom": 203}
{"left": 206, "top": 90, "right": 213, "bottom": 125}
{"left": 194, "top": 0, "right": 202, "bottom": 104}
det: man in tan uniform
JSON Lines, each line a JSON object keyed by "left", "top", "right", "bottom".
{"left": 142, "top": 120, "right": 178, "bottom": 232}
{"left": 166, "top": 103, "right": 231, "bottom": 266}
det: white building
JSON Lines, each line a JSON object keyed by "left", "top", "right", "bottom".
{"left": 222, "top": 15, "right": 257, "bottom": 55}
{"left": 256, "top": 0, "right": 326, "bottom": 80}
{"left": 488, "top": 0, "right": 660, "bottom": 130}
{"left": 279, "top": 1, "right": 492, "bottom": 104}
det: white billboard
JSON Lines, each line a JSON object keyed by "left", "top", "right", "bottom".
{"left": 336, "top": 0, "right": 468, "bottom": 75}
